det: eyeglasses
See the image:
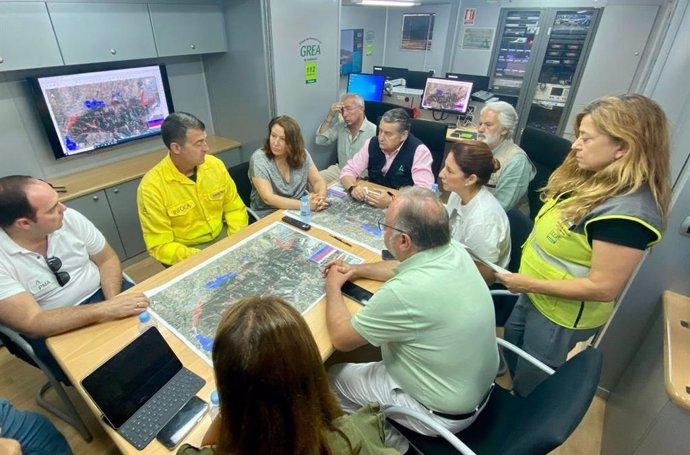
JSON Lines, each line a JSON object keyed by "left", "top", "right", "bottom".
{"left": 46, "top": 256, "right": 70, "bottom": 287}
{"left": 377, "top": 218, "right": 406, "bottom": 235}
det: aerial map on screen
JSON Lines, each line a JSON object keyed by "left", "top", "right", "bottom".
{"left": 36, "top": 66, "right": 170, "bottom": 156}
{"left": 145, "top": 222, "right": 363, "bottom": 364}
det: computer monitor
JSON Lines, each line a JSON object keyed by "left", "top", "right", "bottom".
{"left": 405, "top": 70, "right": 434, "bottom": 90}
{"left": 421, "top": 77, "right": 474, "bottom": 115}
{"left": 445, "top": 73, "right": 490, "bottom": 93}
{"left": 347, "top": 73, "right": 385, "bottom": 102}
{"left": 372, "top": 65, "right": 408, "bottom": 81}
{"left": 29, "top": 65, "right": 174, "bottom": 160}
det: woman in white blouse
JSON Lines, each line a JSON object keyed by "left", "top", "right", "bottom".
{"left": 439, "top": 140, "right": 511, "bottom": 284}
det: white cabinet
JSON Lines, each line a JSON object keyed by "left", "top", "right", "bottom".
{"left": 105, "top": 179, "right": 146, "bottom": 260}
{"left": 64, "top": 191, "right": 127, "bottom": 260}
{"left": 0, "top": 2, "right": 63, "bottom": 71}
{"left": 47, "top": 2, "right": 157, "bottom": 65}
{"left": 149, "top": 4, "right": 227, "bottom": 57}
{"left": 64, "top": 179, "right": 145, "bottom": 261}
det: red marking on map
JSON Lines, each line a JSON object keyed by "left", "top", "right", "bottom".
{"left": 275, "top": 237, "right": 296, "bottom": 250}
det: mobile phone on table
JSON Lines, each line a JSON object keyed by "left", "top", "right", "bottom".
{"left": 156, "top": 396, "right": 208, "bottom": 449}
{"left": 341, "top": 281, "right": 374, "bottom": 305}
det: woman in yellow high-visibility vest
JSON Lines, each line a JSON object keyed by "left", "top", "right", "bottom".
{"left": 496, "top": 95, "right": 671, "bottom": 396}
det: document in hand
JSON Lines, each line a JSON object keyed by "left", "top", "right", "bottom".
{"left": 459, "top": 242, "right": 511, "bottom": 275}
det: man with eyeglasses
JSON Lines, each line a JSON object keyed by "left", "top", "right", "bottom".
{"left": 323, "top": 187, "right": 498, "bottom": 452}
{"left": 0, "top": 175, "right": 149, "bottom": 381}
{"left": 316, "top": 93, "right": 377, "bottom": 183}
{"left": 339, "top": 108, "right": 434, "bottom": 208}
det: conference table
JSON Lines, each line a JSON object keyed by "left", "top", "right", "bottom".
{"left": 47, "top": 186, "right": 390, "bottom": 455}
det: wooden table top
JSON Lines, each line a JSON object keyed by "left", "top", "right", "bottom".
{"left": 662, "top": 290, "right": 690, "bottom": 411}
{"left": 46, "top": 192, "right": 389, "bottom": 454}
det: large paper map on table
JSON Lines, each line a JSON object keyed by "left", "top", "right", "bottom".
{"left": 145, "top": 222, "right": 362, "bottom": 364}
{"left": 286, "top": 183, "right": 386, "bottom": 252}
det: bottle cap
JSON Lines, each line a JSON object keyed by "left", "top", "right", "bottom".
{"left": 138, "top": 311, "right": 150, "bottom": 323}
{"left": 301, "top": 195, "right": 309, "bottom": 203}
{"left": 210, "top": 390, "right": 219, "bottom": 405}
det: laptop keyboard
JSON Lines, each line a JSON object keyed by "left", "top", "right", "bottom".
{"left": 117, "top": 368, "right": 205, "bottom": 449}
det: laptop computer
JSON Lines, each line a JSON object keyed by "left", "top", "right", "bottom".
{"left": 81, "top": 326, "right": 205, "bottom": 449}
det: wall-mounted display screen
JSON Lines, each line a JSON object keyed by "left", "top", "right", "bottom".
{"left": 347, "top": 73, "right": 385, "bottom": 102}
{"left": 421, "top": 77, "right": 474, "bottom": 114}
{"left": 29, "top": 65, "right": 174, "bottom": 160}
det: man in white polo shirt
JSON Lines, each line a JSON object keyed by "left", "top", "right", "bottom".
{"left": 0, "top": 175, "right": 149, "bottom": 380}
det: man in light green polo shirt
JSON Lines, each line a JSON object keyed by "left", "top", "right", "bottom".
{"left": 323, "top": 187, "right": 498, "bottom": 452}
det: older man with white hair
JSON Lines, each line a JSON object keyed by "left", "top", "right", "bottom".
{"left": 478, "top": 101, "right": 536, "bottom": 212}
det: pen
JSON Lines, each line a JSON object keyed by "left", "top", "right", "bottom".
{"left": 329, "top": 233, "right": 353, "bottom": 247}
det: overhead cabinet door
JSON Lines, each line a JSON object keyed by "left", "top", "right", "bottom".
{"left": 48, "top": 2, "right": 157, "bottom": 65}
{"left": 0, "top": 2, "right": 63, "bottom": 71}
{"left": 149, "top": 4, "right": 227, "bottom": 57}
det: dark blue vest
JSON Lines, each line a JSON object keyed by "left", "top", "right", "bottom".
{"left": 367, "top": 134, "right": 422, "bottom": 189}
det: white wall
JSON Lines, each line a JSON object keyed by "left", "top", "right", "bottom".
{"left": 450, "top": 0, "right": 501, "bottom": 76}
{"left": 267, "top": 0, "right": 340, "bottom": 170}
{"left": 383, "top": 3, "right": 453, "bottom": 75}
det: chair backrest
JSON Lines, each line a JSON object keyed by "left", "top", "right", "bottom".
{"left": 505, "top": 208, "right": 533, "bottom": 273}
{"left": 227, "top": 160, "right": 252, "bottom": 207}
{"left": 410, "top": 118, "right": 448, "bottom": 180}
{"left": 519, "top": 126, "right": 571, "bottom": 219}
{"left": 364, "top": 100, "right": 413, "bottom": 125}
{"left": 462, "top": 348, "right": 602, "bottom": 455}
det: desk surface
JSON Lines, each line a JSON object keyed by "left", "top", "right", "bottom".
{"left": 46, "top": 198, "right": 387, "bottom": 454}
{"left": 51, "top": 136, "right": 241, "bottom": 202}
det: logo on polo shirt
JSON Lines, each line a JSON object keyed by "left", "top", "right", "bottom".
{"left": 396, "top": 165, "right": 405, "bottom": 175}
{"left": 29, "top": 278, "right": 53, "bottom": 294}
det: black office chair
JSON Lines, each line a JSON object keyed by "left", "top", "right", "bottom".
{"left": 385, "top": 342, "right": 603, "bottom": 455}
{"left": 410, "top": 118, "right": 448, "bottom": 181}
{"left": 0, "top": 324, "right": 93, "bottom": 442}
{"left": 227, "top": 160, "right": 259, "bottom": 222}
{"left": 491, "top": 209, "right": 534, "bottom": 326}
{"left": 519, "top": 126, "right": 572, "bottom": 219}
{"left": 364, "top": 101, "right": 413, "bottom": 125}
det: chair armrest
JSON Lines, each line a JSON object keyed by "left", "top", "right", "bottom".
{"left": 490, "top": 289, "right": 519, "bottom": 299}
{"left": 247, "top": 207, "right": 261, "bottom": 222}
{"left": 383, "top": 406, "right": 478, "bottom": 455}
{"left": 496, "top": 337, "right": 555, "bottom": 375}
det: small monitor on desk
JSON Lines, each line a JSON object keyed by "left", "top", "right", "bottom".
{"left": 445, "top": 73, "right": 490, "bottom": 94}
{"left": 347, "top": 73, "right": 385, "bottom": 102}
{"left": 405, "top": 70, "right": 434, "bottom": 90}
{"left": 372, "top": 65, "right": 408, "bottom": 81}
{"left": 421, "top": 77, "right": 474, "bottom": 115}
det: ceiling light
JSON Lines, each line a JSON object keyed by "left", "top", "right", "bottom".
{"left": 355, "top": 0, "right": 421, "bottom": 7}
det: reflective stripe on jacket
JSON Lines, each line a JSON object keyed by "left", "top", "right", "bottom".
{"left": 520, "top": 188, "right": 661, "bottom": 329}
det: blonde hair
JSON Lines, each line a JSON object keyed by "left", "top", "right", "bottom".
{"left": 543, "top": 94, "right": 670, "bottom": 228}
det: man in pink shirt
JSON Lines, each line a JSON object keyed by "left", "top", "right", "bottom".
{"left": 339, "top": 108, "right": 434, "bottom": 208}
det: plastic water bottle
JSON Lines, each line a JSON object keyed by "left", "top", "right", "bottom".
{"left": 431, "top": 183, "right": 440, "bottom": 197}
{"left": 209, "top": 390, "right": 220, "bottom": 419}
{"left": 299, "top": 195, "right": 311, "bottom": 223}
{"left": 138, "top": 310, "right": 157, "bottom": 334}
